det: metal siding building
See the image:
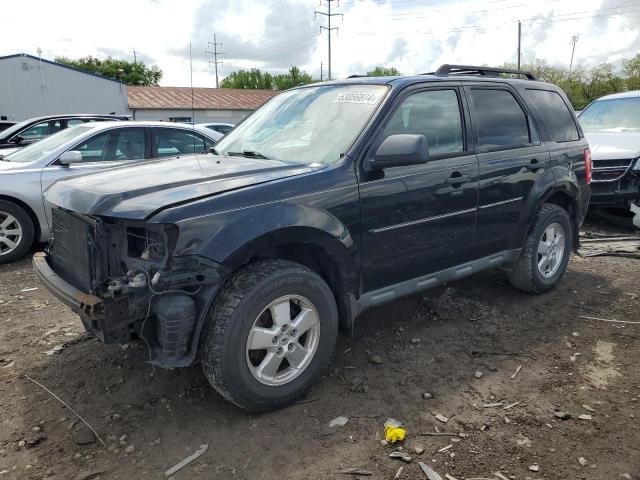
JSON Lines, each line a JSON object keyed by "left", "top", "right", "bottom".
{"left": 0, "top": 53, "right": 129, "bottom": 122}
{"left": 128, "top": 86, "right": 279, "bottom": 124}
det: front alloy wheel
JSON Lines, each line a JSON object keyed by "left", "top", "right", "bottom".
{"left": 0, "top": 200, "right": 35, "bottom": 264}
{"left": 200, "top": 259, "right": 338, "bottom": 412}
{"left": 246, "top": 295, "right": 321, "bottom": 386}
{"left": 0, "top": 212, "right": 23, "bottom": 256}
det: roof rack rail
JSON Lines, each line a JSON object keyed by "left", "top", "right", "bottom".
{"left": 424, "top": 64, "right": 538, "bottom": 81}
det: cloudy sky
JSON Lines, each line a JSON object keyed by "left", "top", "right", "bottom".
{"left": 1, "top": 0, "right": 639, "bottom": 87}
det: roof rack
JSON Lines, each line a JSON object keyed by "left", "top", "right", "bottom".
{"left": 425, "top": 64, "right": 538, "bottom": 81}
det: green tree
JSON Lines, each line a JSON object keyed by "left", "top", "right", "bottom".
{"left": 220, "top": 66, "right": 314, "bottom": 90}
{"left": 366, "top": 66, "right": 401, "bottom": 76}
{"left": 581, "top": 63, "right": 625, "bottom": 103}
{"left": 54, "top": 56, "right": 162, "bottom": 86}
{"left": 623, "top": 53, "right": 640, "bottom": 90}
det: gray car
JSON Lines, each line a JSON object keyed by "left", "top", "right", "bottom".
{"left": 0, "top": 121, "right": 222, "bottom": 263}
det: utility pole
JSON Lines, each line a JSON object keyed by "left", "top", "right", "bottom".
{"left": 205, "top": 34, "right": 226, "bottom": 88}
{"left": 517, "top": 20, "right": 521, "bottom": 70}
{"left": 316, "top": 0, "right": 342, "bottom": 80}
{"left": 568, "top": 34, "right": 579, "bottom": 79}
{"left": 133, "top": 48, "right": 137, "bottom": 64}
{"left": 320, "top": 61, "right": 324, "bottom": 81}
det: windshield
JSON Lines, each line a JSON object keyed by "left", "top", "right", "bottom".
{"left": 2, "top": 126, "right": 92, "bottom": 163}
{"left": 0, "top": 118, "right": 38, "bottom": 141}
{"left": 579, "top": 97, "right": 640, "bottom": 132}
{"left": 214, "top": 84, "right": 388, "bottom": 164}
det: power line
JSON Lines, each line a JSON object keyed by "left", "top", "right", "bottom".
{"left": 205, "top": 34, "right": 226, "bottom": 88}
{"left": 316, "top": 0, "right": 343, "bottom": 80}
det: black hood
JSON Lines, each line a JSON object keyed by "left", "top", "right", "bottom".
{"left": 44, "top": 154, "right": 322, "bottom": 219}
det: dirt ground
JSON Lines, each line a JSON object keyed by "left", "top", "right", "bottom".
{"left": 1, "top": 221, "right": 639, "bottom": 480}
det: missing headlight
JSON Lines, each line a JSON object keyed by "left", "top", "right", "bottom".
{"left": 126, "top": 226, "right": 168, "bottom": 262}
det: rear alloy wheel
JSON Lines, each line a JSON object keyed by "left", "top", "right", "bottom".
{"left": 536, "top": 223, "right": 566, "bottom": 279}
{"left": 200, "top": 259, "right": 338, "bottom": 412}
{"left": 507, "top": 203, "right": 572, "bottom": 293}
{"left": 0, "top": 201, "right": 34, "bottom": 264}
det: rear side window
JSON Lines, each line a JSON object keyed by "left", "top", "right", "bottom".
{"left": 152, "top": 128, "right": 207, "bottom": 158}
{"left": 525, "top": 89, "right": 579, "bottom": 142}
{"left": 470, "top": 89, "right": 530, "bottom": 151}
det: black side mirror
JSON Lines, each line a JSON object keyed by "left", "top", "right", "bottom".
{"left": 369, "top": 134, "right": 429, "bottom": 170}
{"left": 10, "top": 135, "right": 23, "bottom": 144}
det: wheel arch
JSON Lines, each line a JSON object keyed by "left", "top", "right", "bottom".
{"left": 220, "top": 226, "right": 358, "bottom": 334}
{"left": 522, "top": 185, "right": 580, "bottom": 250}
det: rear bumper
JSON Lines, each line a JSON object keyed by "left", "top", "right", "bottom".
{"left": 32, "top": 252, "right": 102, "bottom": 316}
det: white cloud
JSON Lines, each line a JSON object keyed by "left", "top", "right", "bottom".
{"left": 0, "top": 0, "right": 638, "bottom": 87}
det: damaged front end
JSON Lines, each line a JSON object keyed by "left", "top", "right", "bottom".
{"left": 35, "top": 208, "right": 228, "bottom": 368}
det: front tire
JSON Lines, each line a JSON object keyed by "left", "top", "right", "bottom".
{"left": 0, "top": 200, "right": 35, "bottom": 264}
{"left": 507, "top": 203, "right": 573, "bottom": 294}
{"left": 200, "top": 259, "right": 338, "bottom": 412}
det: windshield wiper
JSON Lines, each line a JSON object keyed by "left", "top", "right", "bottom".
{"left": 226, "top": 150, "right": 273, "bottom": 160}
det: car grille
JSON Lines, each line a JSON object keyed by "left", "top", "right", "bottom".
{"left": 50, "top": 209, "right": 97, "bottom": 293}
{"left": 592, "top": 158, "right": 634, "bottom": 182}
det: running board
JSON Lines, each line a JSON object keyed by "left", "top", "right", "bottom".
{"left": 355, "top": 249, "right": 521, "bottom": 315}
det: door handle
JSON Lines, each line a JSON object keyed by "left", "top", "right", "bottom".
{"left": 525, "top": 159, "right": 542, "bottom": 171}
{"left": 446, "top": 174, "right": 470, "bottom": 185}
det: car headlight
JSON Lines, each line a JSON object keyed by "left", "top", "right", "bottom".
{"left": 633, "top": 157, "right": 640, "bottom": 171}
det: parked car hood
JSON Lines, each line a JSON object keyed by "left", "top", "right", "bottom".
{"left": 0, "top": 158, "right": 40, "bottom": 173}
{"left": 584, "top": 131, "right": 640, "bottom": 160}
{"left": 44, "top": 154, "right": 322, "bottom": 219}
{"left": 0, "top": 147, "right": 21, "bottom": 157}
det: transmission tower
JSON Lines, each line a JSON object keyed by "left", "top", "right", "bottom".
{"left": 315, "top": 0, "right": 343, "bottom": 80}
{"left": 205, "top": 34, "right": 226, "bottom": 88}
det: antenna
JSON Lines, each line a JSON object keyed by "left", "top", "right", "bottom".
{"left": 190, "top": 42, "right": 204, "bottom": 176}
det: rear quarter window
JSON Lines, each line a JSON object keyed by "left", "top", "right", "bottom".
{"left": 524, "top": 89, "right": 579, "bottom": 142}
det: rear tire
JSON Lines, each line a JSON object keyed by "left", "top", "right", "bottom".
{"left": 0, "top": 200, "right": 34, "bottom": 264}
{"left": 507, "top": 203, "right": 572, "bottom": 294}
{"left": 200, "top": 259, "right": 338, "bottom": 412}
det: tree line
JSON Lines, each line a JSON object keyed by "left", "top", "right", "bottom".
{"left": 53, "top": 52, "right": 640, "bottom": 109}
{"left": 500, "top": 53, "right": 640, "bottom": 110}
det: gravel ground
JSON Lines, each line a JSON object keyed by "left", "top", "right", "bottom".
{"left": 0, "top": 221, "right": 639, "bottom": 480}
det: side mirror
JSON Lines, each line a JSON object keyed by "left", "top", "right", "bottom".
{"left": 10, "top": 136, "right": 23, "bottom": 144}
{"left": 58, "top": 151, "right": 83, "bottom": 165}
{"left": 369, "top": 134, "right": 429, "bottom": 170}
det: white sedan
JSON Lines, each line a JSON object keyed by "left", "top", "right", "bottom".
{"left": 0, "top": 121, "right": 222, "bottom": 263}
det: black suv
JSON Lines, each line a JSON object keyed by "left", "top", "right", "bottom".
{"left": 34, "top": 65, "right": 591, "bottom": 412}
{"left": 0, "top": 114, "right": 129, "bottom": 150}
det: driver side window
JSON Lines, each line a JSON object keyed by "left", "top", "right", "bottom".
{"left": 382, "top": 89, "right": 465, "bottom": 157}
{"left": 71, "top": 128, "right": 146, "bottom": 162}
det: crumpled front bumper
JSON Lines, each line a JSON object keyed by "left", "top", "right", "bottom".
{"left": 32, "top": 252, "right": 102, "bottom": 318}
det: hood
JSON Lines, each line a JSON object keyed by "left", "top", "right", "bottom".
{"left": 584, "top": 131, "right": 640, "bottom": 160}
{"left": 0, "top": 158, "right": 40, "bottom": 173}
{"left": 44, "top": 154, "right": 322, "bottom": 219}
{"left": 0, "top": 147, "right": 21, "bottom": 157}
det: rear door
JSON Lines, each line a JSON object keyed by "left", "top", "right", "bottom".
{"left": 465, "top": 85, "right": 550, "bottom": 258}
{"left": 151, "top": 127, "right": 210, "bottom": 158}
{"left": 359, "top": 84, "right": 479, "bottom": 292}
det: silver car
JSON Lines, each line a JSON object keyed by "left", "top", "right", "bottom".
{"left": 0, "top": 121, "right": 222, "bottom": 263}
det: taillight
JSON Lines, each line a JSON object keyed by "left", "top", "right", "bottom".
{"left": 584, "top": 148, "right": 592, "bottom": 184}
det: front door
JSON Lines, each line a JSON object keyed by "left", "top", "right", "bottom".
{"left": 359, "top": 86, "right": 479, "bottom": 292}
